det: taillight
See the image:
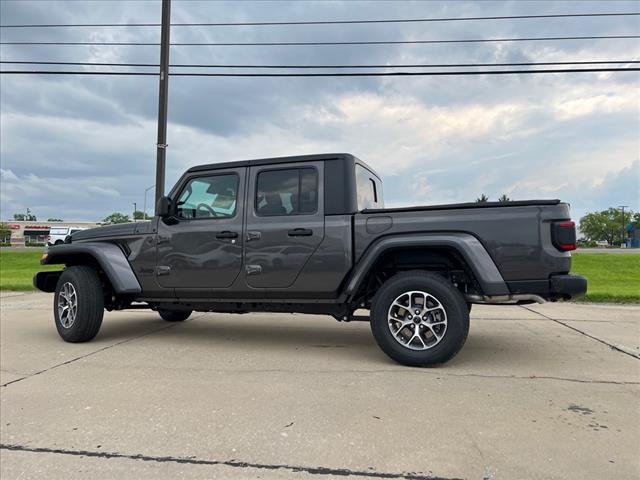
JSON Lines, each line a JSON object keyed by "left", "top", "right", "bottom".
{"left": 47, "top": 236, "right": 51, "bottom": 241}
{"left": 552, "top": 220, "right": 576, "bottom": 251}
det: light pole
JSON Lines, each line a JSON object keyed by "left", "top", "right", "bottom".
{"left": 619, "top": 205, "right": 628, "bottom": 247}
{"left": 143, "top": 185, "right": 155, "bottom": 219}
{"left": 133, "top": 202, "right": 137, "bottom": 223}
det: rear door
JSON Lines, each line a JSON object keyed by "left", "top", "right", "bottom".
{"left": 244, "top": 161, "right": 324, "bottom": 288}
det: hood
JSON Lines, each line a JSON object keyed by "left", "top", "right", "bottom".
{"left": 71, "top": 222, "right": 140, "bottom": 241}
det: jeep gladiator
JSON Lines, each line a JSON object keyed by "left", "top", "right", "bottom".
{"left": 34, "top": 153, "right": 587, "bottom": 365}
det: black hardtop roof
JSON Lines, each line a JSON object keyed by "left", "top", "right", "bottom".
{"left": 186, "top": 152, "right": 377, "bottom": 175}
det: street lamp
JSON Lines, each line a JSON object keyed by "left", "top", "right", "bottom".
{"left": 143, "top": 185, "right": 155, "bottom": 220}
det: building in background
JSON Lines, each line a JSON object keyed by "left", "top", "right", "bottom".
{"left": 4, "top": 221, "right": 99, "bottom": 246}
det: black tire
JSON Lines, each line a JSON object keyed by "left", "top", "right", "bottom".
{"left": 158, "top": 309, "right": 192, "bottom": 322}
{"left": 54, "top": 266, "right": 104, "bottom": 342}
{"left": 370, "top": 271, "right": 470, "bottom": 367}
{"left": 467, "top": 303, "right": 473, "bottom": 313}
{"left": 54, "top": 240, "right": 64, "bottom": 245}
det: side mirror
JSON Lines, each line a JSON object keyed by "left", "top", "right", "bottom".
{"left": 157, "top": 196, "right": 172, "bottom": 217}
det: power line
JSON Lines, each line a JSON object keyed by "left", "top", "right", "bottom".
{"left": 1, "top": 12, "right": 638, "bottom": 28}
{"left": 1, "top": 67, "right": 638, "bottom": 76}
{"left": 1, "top": 35, "right": 637, "bottom": 47}
{"left": 1, "top": 60, "right": 639, "bottom": 69}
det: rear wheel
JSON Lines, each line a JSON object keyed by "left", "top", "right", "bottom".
{"left": 158, "top": 310, "right": 192, "bottom": 322}
{"left": 370, "top": 271, "right": 469, "bottom": 366}
{"left": 54, "top": 266, "right": 104, "bottom": 342}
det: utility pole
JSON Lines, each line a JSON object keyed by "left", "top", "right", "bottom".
{"left": 619, "top": 205, "right": 628, "bottom": 247}
{"left": 155, "top": 0, "right": 171, "bottom": 214}
{"left": 133, "top": 202, "right": 137, "bottom": 222}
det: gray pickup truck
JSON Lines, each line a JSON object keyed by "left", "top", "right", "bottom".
{"left": 35, "top": 153, "right": 586, "bottom": 366}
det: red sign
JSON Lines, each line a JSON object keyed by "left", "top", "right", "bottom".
{"left": 8, "top": 224, "right": 50, "bottom": 230}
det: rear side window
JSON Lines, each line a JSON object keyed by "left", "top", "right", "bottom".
{"left": 356, "top": 164, "right": 384, "bottom": 210}
{"left": 50, "top": 227, "right": 69, "bottom": 235}
{"left": 256, "top": 168, "right": 318, "bottom": 216}
{"left": 176, "top": 174, "right": 239, "bottom": 219}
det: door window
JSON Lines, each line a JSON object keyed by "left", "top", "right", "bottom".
{"left": 356, "top": 164, "right": 384, "bottom": 210}
{"left": 176, "top": 174, "right": 239, "bottom": 219}
{"left": 256, "top": 168, "right": 318, "bottom": 216}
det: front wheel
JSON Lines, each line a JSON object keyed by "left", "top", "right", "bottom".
{"left": 370, "top": 271, "right": 469, "bottom": 366}
{"left": 54, "top": 266, "right": 104, "bottom": 342}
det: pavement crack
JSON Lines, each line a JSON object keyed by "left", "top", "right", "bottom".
{"left": 169, "top": 368, "right": 637, "bottom": 386}
{"left": 0, "top": 443, "right": 459, "bottom": 480}
{"left": 424, "top": 371, "right": 638, "bottom": 385}
{"left": 521, "top": 306, "right": 639, "bottom": 360}
{"left": 0, "top": 318, "right": 196, "bottom": 388}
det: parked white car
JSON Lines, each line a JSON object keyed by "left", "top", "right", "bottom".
{"left": 47, "top": 227, "right": 88, "bottom": 246}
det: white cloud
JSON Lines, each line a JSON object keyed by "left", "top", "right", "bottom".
{"left": 0, "top": 169, "right": 19, "bottom": 181}
{"left": 87, "top": 186, "right": 120, "bottom": 197}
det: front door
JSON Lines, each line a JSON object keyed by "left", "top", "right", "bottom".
{"left": 156, "top": 167, "right": 245, "bottom": 289}
{"left": 244, "top": 161, "right": 325, "bottom": 288}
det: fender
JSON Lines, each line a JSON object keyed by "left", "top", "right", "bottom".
{"left": 343, "top": 232, "right": 509, "bottom": 300}
{"left": 39, "top": 242, "right": 142, "bottom": 294}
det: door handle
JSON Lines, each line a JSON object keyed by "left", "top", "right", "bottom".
{"left": 288, "top": 228, "right": 313, "bottom": 237}
{"left": 216, "top": 231, "right": 238, "bottom": 239}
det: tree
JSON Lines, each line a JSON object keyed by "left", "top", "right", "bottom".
{"left": 13, "top": 208, "right": 37, "bottom": 221}
{"left": 0, "top": 223, "right": 11, "bottom": 243}
{"left": 102, "top": 212, "right": 131, "bottom": 224}
{"left": 579, "top": 208, "right": 637, "bottom": 246}
{"left": 47, "top": 218, "right": 63, "bottom": 222}
{"left": 498, "top": 194, "right": 511, "bottom": 203}
{"left": 475, "top": 194, "right": 489, "bottom": 203}
{"left": 133, "top": 210, "right": 151, "bottom": 220}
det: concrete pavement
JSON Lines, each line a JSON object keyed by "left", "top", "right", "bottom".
{"left": 1, "top": 292, "right": 638, "bottom": 479}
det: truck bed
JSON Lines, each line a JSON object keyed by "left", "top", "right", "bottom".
{"left": 354, "top": 201, "right": 572, "bottom": 284}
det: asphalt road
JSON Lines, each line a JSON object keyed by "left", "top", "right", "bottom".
{"left": 1, "top": 292, "right": 638, "bottom": 480}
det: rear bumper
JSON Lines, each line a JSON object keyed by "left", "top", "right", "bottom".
{"left": 506, "top": 274, "right": 587, "bottom": 301}
{"left": 549, "top": 274, "right": 587, "bottom": 300}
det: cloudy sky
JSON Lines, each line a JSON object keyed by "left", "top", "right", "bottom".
{"left": 1, "top": 0, "right": 638, "bottom": 222}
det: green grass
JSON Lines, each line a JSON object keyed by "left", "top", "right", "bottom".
{"left": 1, "top": 249, "right": 638, "bottom": 303}
{"left": 0, "top": 250, "right": 58, "bottom": 291}
{"left": 570, "top": 253, "right": 640, "bottom": 303}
